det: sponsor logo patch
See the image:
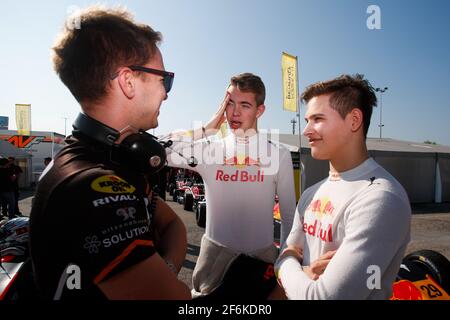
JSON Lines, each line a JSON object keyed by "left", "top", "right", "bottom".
{"left": 306, "top": 197, "right": 335, "bottom": 218}
{"left": 91, "top": 175, "right": 136, "bottom": 194}
{"left": 215, "top": 169, "right": 264, "bottom": 182}
{"left": 224, "top": 155, "right": 260, "bottom": 168}
{"left": 83, "top": 225, "right": 150, "bottom": 254}
{"left": 303, "top": 219, "right": 333, "bottom": 242}
{"left": 92, "top": 194, "right": 138, "bottom": 207}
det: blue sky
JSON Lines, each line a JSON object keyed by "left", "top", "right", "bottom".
{"left": 1, "top": 0, "right": 449, "bottom": 145}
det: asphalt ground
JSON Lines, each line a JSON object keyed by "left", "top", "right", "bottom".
{"left": 16, "top": 189, "right": 450, "bottom": 290}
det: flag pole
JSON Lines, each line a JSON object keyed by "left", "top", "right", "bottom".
{"left": 295, "top": 57, "right": 302, "bottom": 196}
{"left": 30, "top": 105, "right": 33, "bottom": 187}
{"left": 51, "top": 131, "right": 55, "bottom": 158}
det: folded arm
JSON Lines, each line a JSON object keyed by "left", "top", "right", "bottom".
{"left": 277, "top": 191, "right": 410, "bottom": 300}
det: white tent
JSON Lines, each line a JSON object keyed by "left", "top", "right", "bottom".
{"left": 0, "top": 140, "right": 31, "bottom": 159}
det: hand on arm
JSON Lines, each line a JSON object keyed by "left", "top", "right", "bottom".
{"left": 278, "top": 247, "right": 336, "bottom": 281}
{"left": 303, "top": 250, "right": 337, "bottom": 280}
{"left": 279, "top": 245, "right": 303, "bottom": 263}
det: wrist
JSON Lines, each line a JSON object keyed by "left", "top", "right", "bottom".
{"left": 202, "top": 124, "right": 215, "bottom": 135}
{"left": 280, "top": 248, "right": 303, "bottom": 263}
{"left": 276, "top": 255, "right": 298, "bottom": 287}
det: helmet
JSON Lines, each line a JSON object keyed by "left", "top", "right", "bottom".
{"left": 0, "top": 217, "right": 29, "bottom": 252}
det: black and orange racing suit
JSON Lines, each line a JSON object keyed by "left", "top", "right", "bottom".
{"left": 30, "top": 133, "right": 157, "bottom": 299}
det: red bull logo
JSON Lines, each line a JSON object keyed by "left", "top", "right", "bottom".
{"left": 307, "top": 198, "right": 335, "bottom": 216}
{"left": 216, "top": 169, "right": 264, "bottom": 182}
{"left": 303, "top": 219, "right": 333, "bottom": 242}
{"left": 224, "top": 155, "right": 260, "bottom": 167}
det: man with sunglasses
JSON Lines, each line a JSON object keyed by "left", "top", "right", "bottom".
{"left": 29, "top": 6, "right": 189, "bottom": 299}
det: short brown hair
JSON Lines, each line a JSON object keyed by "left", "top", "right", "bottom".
{"left": 52, "top": 6, "right": 162, "bottom": 104}
{"left": 301, "top": 74, "right": 377, "bottom": 137}
{"left": 230, "top": 73, "right": 266, "bottom": 106}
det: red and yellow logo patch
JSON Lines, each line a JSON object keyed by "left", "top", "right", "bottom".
{"left": 91, "top": 175, "right": 136, "bottom": 194}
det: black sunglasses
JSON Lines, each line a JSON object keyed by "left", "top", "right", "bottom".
{"left": 111, "top": 65, "right": 175, "bottom": 93}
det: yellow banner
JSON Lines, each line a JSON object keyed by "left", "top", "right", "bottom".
{"left": 15, "top": 104, "right": 31, "bottom": 136}
{"left": 282, "top": 52, "right": 298, "bottom": 112}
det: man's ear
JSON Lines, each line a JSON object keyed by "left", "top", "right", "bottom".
{"left": 349, "top": 108, "right": 364, "bottom": 132}
{"left": 256, "top": 104, "right": 266, "bottom": 118}
{"left": 117, "top": 69, "right": 136, "bottom": 99}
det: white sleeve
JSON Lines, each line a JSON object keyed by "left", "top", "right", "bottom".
{"left": 274, "top": 201, "right": 306, "bottom": 274}
{"left": 278, "top": 190, "right": 411, "bottom": 300}
{"left": 276, "top": 148, "right": 297, "bottom": 247}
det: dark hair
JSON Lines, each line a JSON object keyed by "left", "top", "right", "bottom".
{"left": 301, "top": 74, "right": 377, "bottom": 137}
{"left": 44, "top": 157, "right": 52, "bottom": 162}
{"left": 230, "top": 73, "right": 266, "bottom": 106}
{"left": 52, "top": 6, "right": 162, "bottom": 104}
